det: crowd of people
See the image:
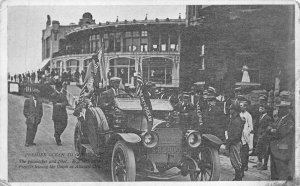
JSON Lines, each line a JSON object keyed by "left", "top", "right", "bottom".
{"left": 173, "top": 85, "right": 294, "bottom": 181}
{"left": 19, "top": 65, "right": 294, "bottom": 181}
{"left": 8, "top": 67, "right": 86, "bottom": 85}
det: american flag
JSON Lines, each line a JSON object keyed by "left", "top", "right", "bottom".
{"left": 136, "top": 58, "right": 153, "bottom": 131}
{"left": 78, "top": 80, "right": 88, "bottom": 100}
{"left": 136, "top": 60, "right": 144, "bottom": 96}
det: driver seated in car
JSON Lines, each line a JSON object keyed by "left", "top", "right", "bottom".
{"left": 99, "top": 77, "right": 126, "bottom": 109}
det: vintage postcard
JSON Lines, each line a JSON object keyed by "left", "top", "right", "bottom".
{"left": 0, "top": 0, "right": 299, "bottom": 185}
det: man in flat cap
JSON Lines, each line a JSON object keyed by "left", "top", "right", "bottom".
{"left": 23, "top": 89, "right": 43, "bottom": 147}
{"left": 51, "top": 81, "right": 68, "bottom": 145}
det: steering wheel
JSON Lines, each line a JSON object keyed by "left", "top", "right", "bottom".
{"left": 115, "top": 93, "right": 133, "bottom": 98}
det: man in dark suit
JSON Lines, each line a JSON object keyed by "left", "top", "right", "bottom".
{"left": 51, "top": 82, "right": 68, "bottom": 145}
{"left": 23, "top": 89, "right": 43, "bottom": 147}
{"left": 99, "top": 77, "right": 124, "bottom": 108}
{"left": 268, "top": 101, "right": 294, "bottom": 180}
{"left": 255, "top": 104, "right": 273, "bottom": 170}
{"left": 198, "top": 89, "right": 227, "bottom": 141}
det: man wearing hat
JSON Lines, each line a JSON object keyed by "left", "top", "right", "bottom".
{"left": 51, "top": 81, "right": 68, "bottom": 145}
{"left": 249, "top": 94, "right": 269, "bottom": 157}
{"left": 197, "top": 87, "right": 226, "bottom": 141}
{"left": 99, "top": 77, "right": 124, "bottom": 108}
{"left": 23, "top": 89, "right": 43, "bottom": 147}
{"left": 255, "top": 103, "right": 273, "bottom": 170}
{"left": 177, "top": 93, "right": 195, "bottom": 113}
{"left": 268, "top": 100, "right": 294, "bottom": 180}
{"left": 145, "top": 81, "right": 159, "bottom": 99}
{"left": 226, "top": 102, "right": 244, "bottom": 180}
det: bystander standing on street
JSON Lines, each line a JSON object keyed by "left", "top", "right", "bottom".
{"left": 255, "top": 103, "right": 272, "bottom": 170}
{"left": 51, "top": 81, "right": 68, "bottom": 146}
{"left": 239, "top": 100, "right": 253, "bottom": 175}
{"left": 226, "top": 102, "right": 244, "bottom": 181}
{"left": 23, "top": 89, "right": 43, "bottom": 147}
{"left": 268, "top": 98, "right": 294, "bottom": 180}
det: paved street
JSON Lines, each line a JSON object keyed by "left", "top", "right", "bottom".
{"left": 8, "top": 94, "right": 270, "bottom": 182}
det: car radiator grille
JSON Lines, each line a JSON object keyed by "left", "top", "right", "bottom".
{"left": 147, "top": 128, "right": 183, "bottom": 165}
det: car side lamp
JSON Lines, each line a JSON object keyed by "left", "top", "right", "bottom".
{"left": 141, "top": 131, "right": 159, "bottom": 148}
{"left": 185, "top": 130, "right": 201, "bottom": 148}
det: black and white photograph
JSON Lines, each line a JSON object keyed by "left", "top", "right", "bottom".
{"left": 0, "top": 0, "right": 299, "bottom": 185}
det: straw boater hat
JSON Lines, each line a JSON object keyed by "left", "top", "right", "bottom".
{"left": 110, "top": 77, "right": 121, "bottom": 83}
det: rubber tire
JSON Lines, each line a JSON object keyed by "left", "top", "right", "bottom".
{"left": 202, "top": 147, "right": 220, "bottom": 181}
{"left": 74, "top": 122, "right": 86, "bottom": 159}
{"left": 111, "top": 141, "right": 136, "bottom": 181}
{"left": 192, "top": 147, "right": 220, "bottom": 181}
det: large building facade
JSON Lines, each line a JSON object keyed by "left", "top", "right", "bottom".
{"left": 183, "top": 5, "right": 295, "bottom": 92}
{"left": 42, "top": 13, "right": 185, "bottom": 88}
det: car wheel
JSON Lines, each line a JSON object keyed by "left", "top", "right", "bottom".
{"left": 74, "top": 122, "right": 86, "bottom": 159}
{"left": 111, "top": 141, "right": 136, "bottom": 181}
{"left": 190, "top": 147, "right": 220, "bottom": 181}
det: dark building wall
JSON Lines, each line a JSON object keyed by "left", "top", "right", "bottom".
{"left": 181, "top": 5, "right": 295, "bottom": 92}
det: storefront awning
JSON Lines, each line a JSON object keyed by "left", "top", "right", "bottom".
{"left": 37, "top": 59, "right": 50, "bottom": 71}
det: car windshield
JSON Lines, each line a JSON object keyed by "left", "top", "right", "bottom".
{"left": 114, "top": 98, "right": 173, "bottom": 111}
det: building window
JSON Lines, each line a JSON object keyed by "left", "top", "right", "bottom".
{"left": 115, "top": 32, "right": 121, "bottom": 52}
{"left": 81, "top": 41, "right": 89, "bottom": 54}
{"left": 89, "top": 34, "right": 100, "bottom": 53}
{"left": 125, "top": 32, "right": 132, "bottom": 37}
{"left": 142, "top": 57, "right": 172, "bottom": 84}
{"left": 53, "top": 61, "right": 62, "bottom": 75}
{"left": 66, "top": 59, "right": 79, "bottom": 74}
{"left": 170, "top": 32, "right": 178, "bottom": 51}
{"left": 132, "top": 31, "right": 140, "bottom": 37}
{"left": 151, "top": 32, "right": 159, "bottom": 52}
{"left": 141, "top": 31, "right": 148, "bottom": 37}
{"left": 161, "top": 33, "right": 168, "bottom": 52}
{"left": 45, "top": 37, "right": 50, "bottom": 58}
{"left": 109, "top": 58, "right": 135, "bottom": 84}
{"left": 132, "top": 38, "right": 139, "bottom": 52}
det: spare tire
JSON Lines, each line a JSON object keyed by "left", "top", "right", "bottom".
{"left": 85, "top": 107, "right": 109, "bottom": 132}
{"left": 85, "top": 107, "right": 109, "bottom": 153}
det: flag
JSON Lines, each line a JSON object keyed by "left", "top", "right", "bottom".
{"left": 79, "top": 58, "right": 97, "bottom": 100}
{"left": 136, "top": 63, "right": 144, "bottom": 96}
{"left": 98, "top": 47, "right": 108, "bottom": 87}
{"left": 136, "top": 58, "right": 153, "bottom": 131}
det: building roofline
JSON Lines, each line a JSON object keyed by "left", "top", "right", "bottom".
{"left": 65, "top": 18, "right": 185, "bottom": 36}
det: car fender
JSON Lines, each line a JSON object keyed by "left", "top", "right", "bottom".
{"left": 202, "top": 133, "right": 224, "bottom": 146}
{"left": 111, "top": 133, "right": 141, "bottom": 144}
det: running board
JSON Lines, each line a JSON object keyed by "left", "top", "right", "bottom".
{"left": 137, "top": 170, "right": 182, "bottom": 180}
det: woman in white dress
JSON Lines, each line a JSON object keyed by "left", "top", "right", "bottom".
{"left": 241, "top": 65, "right": 250, "bottom": 83}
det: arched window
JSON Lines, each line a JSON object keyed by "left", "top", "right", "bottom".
{"left": 142, "top": 57, "right": 172, "bottom": 84}
{"left": 54, "top": 60, "right": 62, "bottom": 75}
{"left": 66, "top": 59, "right": 79, "bottom": 74}
{"left": 109, "top": 58, "right": 135, "bottom": 85}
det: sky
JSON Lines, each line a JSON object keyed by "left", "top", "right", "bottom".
{"left": 7, "top": 5, "right": 186, "bottom": 75}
